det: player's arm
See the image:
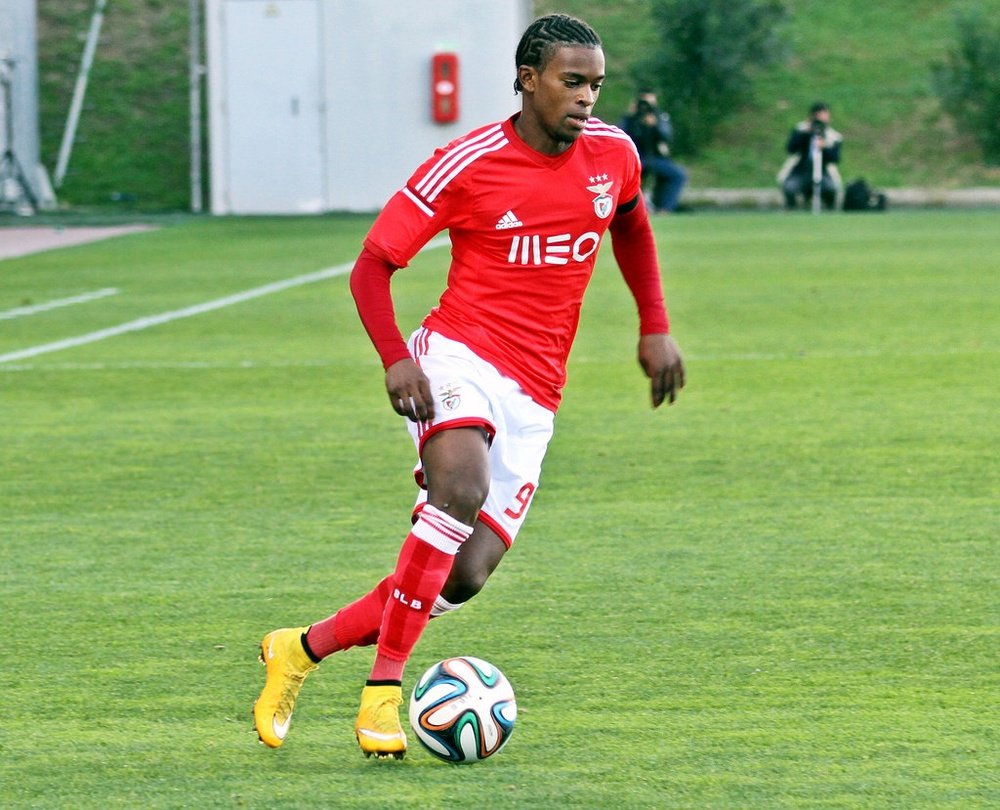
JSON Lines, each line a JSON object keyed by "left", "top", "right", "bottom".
{"left": 608, "top": 194, "right": 685, "bottom": 408}
{"left": 349, "top": 247, "right": 435, "bottom": 422}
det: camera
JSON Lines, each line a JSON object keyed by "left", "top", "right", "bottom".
{"left": 810, "top": 119, "right": 827, "bottom": 137}
{"left": 636, "top": 99, "right": 655, "bottom": 115}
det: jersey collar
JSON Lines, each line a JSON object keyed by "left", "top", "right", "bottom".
{"left": 503, "top": 115, "right": 578, "bottom": 169}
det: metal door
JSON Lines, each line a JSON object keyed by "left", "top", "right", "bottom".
{"left": 221, "top": 0, "right": 325, "bottom": 213}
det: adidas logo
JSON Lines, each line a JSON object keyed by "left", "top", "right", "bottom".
{"left": 495, "top": 210, "right": 524, "bottom": 230}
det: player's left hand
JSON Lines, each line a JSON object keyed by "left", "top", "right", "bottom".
{"left": 638, "top": 333, "right": 685, "bottom": 408}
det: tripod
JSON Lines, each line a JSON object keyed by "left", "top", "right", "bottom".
{"left": 0, "top": 58, "right": 37, "bottom": 213}
{"left": 810, "top": 131, "right": 822, "bottom": 215}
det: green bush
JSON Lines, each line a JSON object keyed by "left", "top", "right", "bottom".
{"left": 632, "top": 0, "right": 788, "bottom": 156}
{"left": 932, "top": 7, "right": 1000, "bottom": 166}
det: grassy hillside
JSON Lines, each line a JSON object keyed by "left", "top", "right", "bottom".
{"left": 36, "top": 0, "right": 191, "bottom": 210}
{"left": 540, "top": 0, "right": 1000, "bottom": 189}
{"left": 35, "top": 0, "right": 1000, "bottom": 210}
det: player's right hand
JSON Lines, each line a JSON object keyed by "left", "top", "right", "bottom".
{"left": 385, "top": 358, "right": 435, "bottom": 422}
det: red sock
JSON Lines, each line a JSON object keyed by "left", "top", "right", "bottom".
{"left": 304, "top": 576, "right": 394, "bottom": 660}
{"left": 369, "top": 505, "right": 473, "bottom": 681}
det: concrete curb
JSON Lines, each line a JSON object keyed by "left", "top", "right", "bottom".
{"left": 684, "top": 187, "right": 1000, "bottom": 209}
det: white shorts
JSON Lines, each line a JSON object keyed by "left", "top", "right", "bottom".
{"left": 406, "top": 327, "right": 555, "bottom": 547}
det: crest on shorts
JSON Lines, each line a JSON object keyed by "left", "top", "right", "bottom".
{"left": 587, "top": 175, "right": 614, "bottom": 219}
{"left": 438, "top": 384, "right": 462, "bottom": 412}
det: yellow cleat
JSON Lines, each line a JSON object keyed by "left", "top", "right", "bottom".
{"left": 355, "top": 684, "right": 407, "bottom": 760}
{"left": 253, "top": 627, "right": 317, "bottom": 748}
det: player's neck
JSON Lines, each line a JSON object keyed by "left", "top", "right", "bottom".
{"left": 512, "top": 112, "right": 573, "bottom": 156}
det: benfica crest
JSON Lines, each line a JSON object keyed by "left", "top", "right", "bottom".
{"left": 438, "top": 385, "right": 462, "bottom": 412}
{"left": 587, "top": 175, "right": 614, "bottom": 219}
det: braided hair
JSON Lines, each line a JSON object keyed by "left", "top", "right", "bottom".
{"left": 513, "top": 14, "right": 602, "bottom": 94}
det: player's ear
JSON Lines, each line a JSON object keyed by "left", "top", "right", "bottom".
{"left": 517, "top": 65, "right": 537, "bottom": 93}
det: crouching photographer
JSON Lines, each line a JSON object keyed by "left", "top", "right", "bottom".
{"left": 777, "top": 102, "right": 844, "bottom": 211}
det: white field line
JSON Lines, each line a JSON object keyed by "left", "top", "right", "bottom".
{"left": 0, "top": 238, "right": 448, "bottom": 365}
{"left": 0, "top": 287, "right": 119, "bottom": 320}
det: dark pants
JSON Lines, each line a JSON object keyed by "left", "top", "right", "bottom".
{"left": 783, "top": 171, "right": 838, "bottom": 210}
{"left": 642, "top": 156, "right": 687, "bottom": 212}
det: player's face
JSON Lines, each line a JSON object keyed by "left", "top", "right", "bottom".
{"left": 518, "top": 45, "right": 605, "bottom": 154}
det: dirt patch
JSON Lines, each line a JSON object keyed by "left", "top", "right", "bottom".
{"left": 0, "top": 225, "right": 156, "bottom": 260}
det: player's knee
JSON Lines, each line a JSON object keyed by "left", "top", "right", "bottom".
{"left": 442, "top": 565, "right": 490, "bottom": 604}
{"left": 422, "top": 426, "right": 492, "bottom": 519}
{"left": 430, "top": 477, "right": 489, "bottom": 525}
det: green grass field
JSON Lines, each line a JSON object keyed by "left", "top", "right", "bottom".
{"left": 1, "top": 211, "right": 997, "bottom": 807}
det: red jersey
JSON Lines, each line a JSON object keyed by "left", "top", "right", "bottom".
{"left": 364, "top": 115, "right": 644, "bottom": 411}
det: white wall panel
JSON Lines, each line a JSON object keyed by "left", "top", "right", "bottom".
{"left": 208, "top": 0, "right": 530, "bottom": 214}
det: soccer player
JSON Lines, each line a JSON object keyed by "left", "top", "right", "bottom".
{"left": 253, "top": 12, "right": 685, "bottom": 760}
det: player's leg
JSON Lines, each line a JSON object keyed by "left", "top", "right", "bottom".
{"left": 299, "top": 511, "right": 506, "bottom": 659}
{"left": 303, "top": 406, "right": 494, "bottom": 657}
{"left": 304, "top": 575, "right": 395, "bottom": 658}
{"left": 434, "top": 379, "right": 553, "bottom": 614}
{"left": 253, "top": 428, "right": 489, "bottom": 752}
{"left": 439, "top": 522, "right": 508, "bottom": 606}
{"left": 255, "top": 540, "right": 485, "bottom": 751}
{"left": 371, "top": 426, "right": 489, "bottom": 677}
{"left": 356, "top": 426, "right": 489, "bottom": 759}
{"left": 305, "top": 517, "right": 506, "bottom": 654}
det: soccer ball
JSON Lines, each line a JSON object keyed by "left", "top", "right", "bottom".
{"left": 409, "top": 656, "right": 517, "bottom": 763}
